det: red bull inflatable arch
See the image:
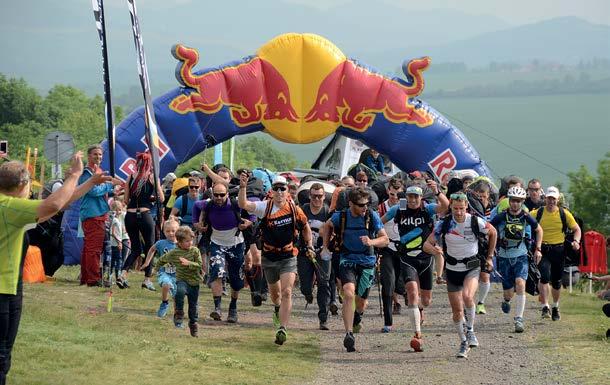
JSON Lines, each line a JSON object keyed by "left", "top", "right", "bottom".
{"left": 62, "top": 33, "right": 491, "bottom": 264}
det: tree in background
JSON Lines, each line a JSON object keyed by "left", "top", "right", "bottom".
{"left": 568, "top": 152, "right": 610, "bottom": 235}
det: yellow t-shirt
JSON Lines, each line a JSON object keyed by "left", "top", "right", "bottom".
{"left": 0, "top": 194, "right": 42, "bottom": 294}
{"left": 530, "top": 207, "right": 577, "bottom": 245}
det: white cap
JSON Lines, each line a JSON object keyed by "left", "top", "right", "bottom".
{"left": 164, "top": 172, "right": 177, "bottom": 182}
{"left": 272, "top": 175, "right": 287, "bottom": 186}
{"left": 545, "top": 186, "right": 560, "bottom": 199}
{"left": 405, "top": 186, "right": 423, "bottom": 196}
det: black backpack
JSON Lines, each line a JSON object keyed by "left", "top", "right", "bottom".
{"left": 525, "top": 253, "right": 541, "bottom": 296}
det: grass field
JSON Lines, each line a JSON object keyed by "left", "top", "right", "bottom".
{"left": 9, "top": 267, "right": 319, "bottom": 385}
{"left": 536, "top": 290, "right": 610, "bottom": 385}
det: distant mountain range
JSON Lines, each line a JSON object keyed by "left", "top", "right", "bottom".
{"left": 1, "top": 1, "right": 608, "bottom": 96}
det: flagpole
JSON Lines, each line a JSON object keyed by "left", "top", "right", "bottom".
{"left": 92, "top": 0, "right": 116, "bottom": 176}
{"left": 127, "top": 0, "right": 162, "bottom": 226}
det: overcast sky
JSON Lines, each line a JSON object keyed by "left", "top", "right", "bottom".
{"left": 284, "top": 0, "right": 610, "bottom": 25}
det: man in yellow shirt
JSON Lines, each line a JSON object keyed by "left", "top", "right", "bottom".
{"left": 0, "top": 153, "right": 110, "bottom": 384}
{"left": 530, "top": 186, "right": 581, "bottom": 321}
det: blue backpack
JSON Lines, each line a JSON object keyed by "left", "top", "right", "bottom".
{"left": 251, "top": 168, "right": 277, "bottom": 193}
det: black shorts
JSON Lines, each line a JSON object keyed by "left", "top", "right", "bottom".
{"left": 446, "top": 267, "right": 481, "bottom": 293}
{"left": 400, "top": 256, "right": 434, "bottom": 291}
{"left": 539, "top": 243, "right": 565, "bottom": 290}
{"left": 338, "top": 261, "right": 375, "bottom": 300}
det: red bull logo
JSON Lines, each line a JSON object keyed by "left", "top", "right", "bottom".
{"left": 169, "top": 44, "right": 298, "bottom": 127}
{"left": 428, "top": 148, "right": 457, "bottom": 182}
{"left": 304, "top": 58, "right": 433, "bottom": 131}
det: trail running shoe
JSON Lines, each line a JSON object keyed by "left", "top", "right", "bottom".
{"left": 227, "top": 308, "right": 238, "bottom": 324}
{"left": 343, "top": 332, "right": 356, "bottom": 352}
{"left": 305, "top": 294, "right": 314, "bottom": 304}
{"left": 541, "top": 306, "right": 551, "bottom": 319}
{"left": 475, "top": 303, "right": 486, "bottom": 314}
{"left": 456, "top": 340, "right": 470, "bottom": 358}
{"left": 272, "top": 310, "right": 281, "bottom": 329}
{"left": 514, "top": 317, "right": 525, "bottom": 333}
{"left": 275, "top": 327, "right": 287, "bottom": 345}
{"left": 466, "top": 330, "right": 479, "bottom": 348}
{"left": 157, "top": 301, "right": 169, "bottom": 318}
{"left": 329, "top": 302, "right": 339, "bottom": 316}
{"left": 410, "top": 334, "right": 424, "bottom": 352}
{"left": 189, "top": 322, "right": 199, "bottom": 338}
{"left": 251, "top": 292, "right": 262, "bottom": 307}
{"left": 551, "top": 307, "right": 561, "bottom": 321}
{"left": 501, "top": 300, "right": 511, "bottom": 314}
{"left": 141, "top": 281, "right": 156, "bottom": 291}
{"left": 174, "top": 310, "right": 184, "bottom": 328}
{"left": 381, "top": 325, "right": 392, "bottom": 333}
{"left": 210, "top": 308, "right": 222, "bottom": 321}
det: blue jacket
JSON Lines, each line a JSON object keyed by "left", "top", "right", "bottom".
{"left": 364, "top": 154, "right": 384, "bottom": 174}
{"left": 78, "top": 167, "right": 113, "bottom": 220}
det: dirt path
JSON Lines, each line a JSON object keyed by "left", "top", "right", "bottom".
{"left": 286, "top": 283, "right": 579, "bottom": 385}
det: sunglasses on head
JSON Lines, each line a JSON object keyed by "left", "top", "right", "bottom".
{"left": 352, "top": 201, "right": 368, "bottom": 208}
{"left": 189, "top": 185, "right": 199, "bottom": 189}
{"left": 272, "top": 185, "right": 287, "bottom": 192}
{"left": 213, "top": 193, "right": 226, "bottom": 198}
{"left": 450, "top": 192, "right": 467, "bottom": 200}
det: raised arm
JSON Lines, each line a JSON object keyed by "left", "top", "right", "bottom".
{"left": 237, "top": 172, "right": 257, "bottom": 212}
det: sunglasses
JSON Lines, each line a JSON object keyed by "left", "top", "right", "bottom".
{"left": 189, "top": 185, "right": 199, "bottom": 189}
{"left": 352, "top": 201, "right": 368, "bottom": 208}
{"left": 213, "top": 193, "right": 226, "bottom": 198}
{"left": 388, "top": 192, "right": 398, "bottom": 197}
{"left": 450, "top": 193, "right": 467, "bottom": 200}
{"left": 310, "top": 194, "right": 324, "bottom": 199}
{"left": 272, "top": 186, "right": 287, "bottom": 192}
{"left": 357, "top": 179, "right": 368, "bottom": 183}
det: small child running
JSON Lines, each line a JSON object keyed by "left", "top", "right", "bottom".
{"left": 141, "top": 219, "right": 179, "bottom": 318}
{"left": 154, "top": 226, "right": 203, "bottom": 337}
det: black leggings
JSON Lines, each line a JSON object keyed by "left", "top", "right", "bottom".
{"left": 379, "top": 248, "right": 405, "bottom": 326}
{"left": 123, "top": 211, "right": 156, "bottom": 277}
{"left": 0, "top": 289, "right": 22, "bottom": 385}
{"left": 539, "top": 244, "right": 565, "bottom": 290}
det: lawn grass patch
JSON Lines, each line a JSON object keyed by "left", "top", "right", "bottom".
{"left": 9, "top": 266, "right": 319, "bottom": 385}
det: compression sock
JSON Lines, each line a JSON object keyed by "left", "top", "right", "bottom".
{"left": 408, "top": 305, "right": 421, "bottom": 334}
{"left": 455, "top": 318, "right": 466, "bottom": 342}
{"left": 515, "top": 294, "right": 526, "bottom": 319}
{"left": 464, "top": 306, "right": 475, "bottom": 331}
{"left": 477, "top": 281, "right": 491, "bottom": 304}
{"left": 213, "top": 296, "right": 222, "bottom": 309}
{"left": 229, "top": 297, "right": 237, "bottom": 311}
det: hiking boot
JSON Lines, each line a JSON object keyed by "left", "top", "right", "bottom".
{"left": 501, "top": 300, "right": 511, "bottom": 314}
{"left": 541, "top": 306, "right": 551, "bottom": 319}
{"left": 251, "top": 292, "right": 263, "bottom": 307}
{"left": 410, "top": 334, "right": 424, "bottom": 352}
{"left": 353, "top": 322, "right": 362, "bottom": 334}
{"left": 305, "top": 294, "right": 314, "bottom": 305}
{"left": 209, "top": 308, "right": 222, "bottom": 321}
{"left": 381, "top": 325, "right": 392, "bottom": 333}
{"left": 551, "top": 307, "right": 561, "bottom": 321}
{"left": 272, "top": 310, "right": 281, "bottom": 329}
{"left": 157, "top": 301, "right": 169, "bottom": 318}
{"left": 274, "top": 327, "right": 287, "bottom": 345}
{"left": 174, "top": 310, "right": 184, "bottom": 328}
{"left": 514, "top": 317, "right": 525, "bottom": 333}
{"left": 456, "top": 340, "right": 470, "bottom": 358}
{"left": 475, "top": 303, "right": 486, "bottom": 314}
{"left": 343, "top": 332, "right": 356, "bottom": 352}
{"left": 329, "top": 302, "right": 339, "bottom": 316}
{"left": 319, "top": 321, "right": 329, "bottom": 331}
{"left": 466, "top": 330, "right": 479, "bottom": 348}
{"left": 392, "top": 302, "right": 402, "bottom": 315}
{"left": 227, "top": 308, "right": 238, "bottom": 324}
{"left": 189, "top": 322, "right": 199, "bottom": 338}
{"left": 141, "top": 281, "right": 156, "bottom": 291}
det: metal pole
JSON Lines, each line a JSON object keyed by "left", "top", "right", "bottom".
{"left": 229, "top": 137, "right": 235, "bottom": 171}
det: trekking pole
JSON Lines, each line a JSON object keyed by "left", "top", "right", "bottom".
{"left": 376, "top": 254, "right": 383, "bottom": 317}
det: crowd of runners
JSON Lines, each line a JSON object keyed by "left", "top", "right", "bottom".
{"left": 0, "top": 144, "right": 594, "bottom": 384}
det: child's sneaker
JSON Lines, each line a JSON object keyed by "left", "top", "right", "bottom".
{"left": 157, "top": 301, "right": 169, "bottom": 318}
{"left": 174, "top": 309, "right": 184, "bottom": 328}
{"left": 189, "top": 322, "right": 199, "bottom": 338}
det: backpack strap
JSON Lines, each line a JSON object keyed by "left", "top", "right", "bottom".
{"left": 439, "top": 215, "right": 452, "bottom": 258}
{"left": 535, "top": 207, "right": 544, "bottom": 223}
{"left": 535, "top": 207, "right": 568, "bottom": 234}
{"left": 336, "top": 210, "right": 347, "bottom": 251}
{"left": 180, "top": 194, "right": 189, "bottom": 218}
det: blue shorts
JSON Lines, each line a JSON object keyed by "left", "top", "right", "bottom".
{"left": 208, "top": 242, "right": 245, "bottom": 291}
{"left": 157, "top": 268, "right": 177, "bottom": 297}
{"left": 497, "top": 254, "right": 529, "bottom": 290}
